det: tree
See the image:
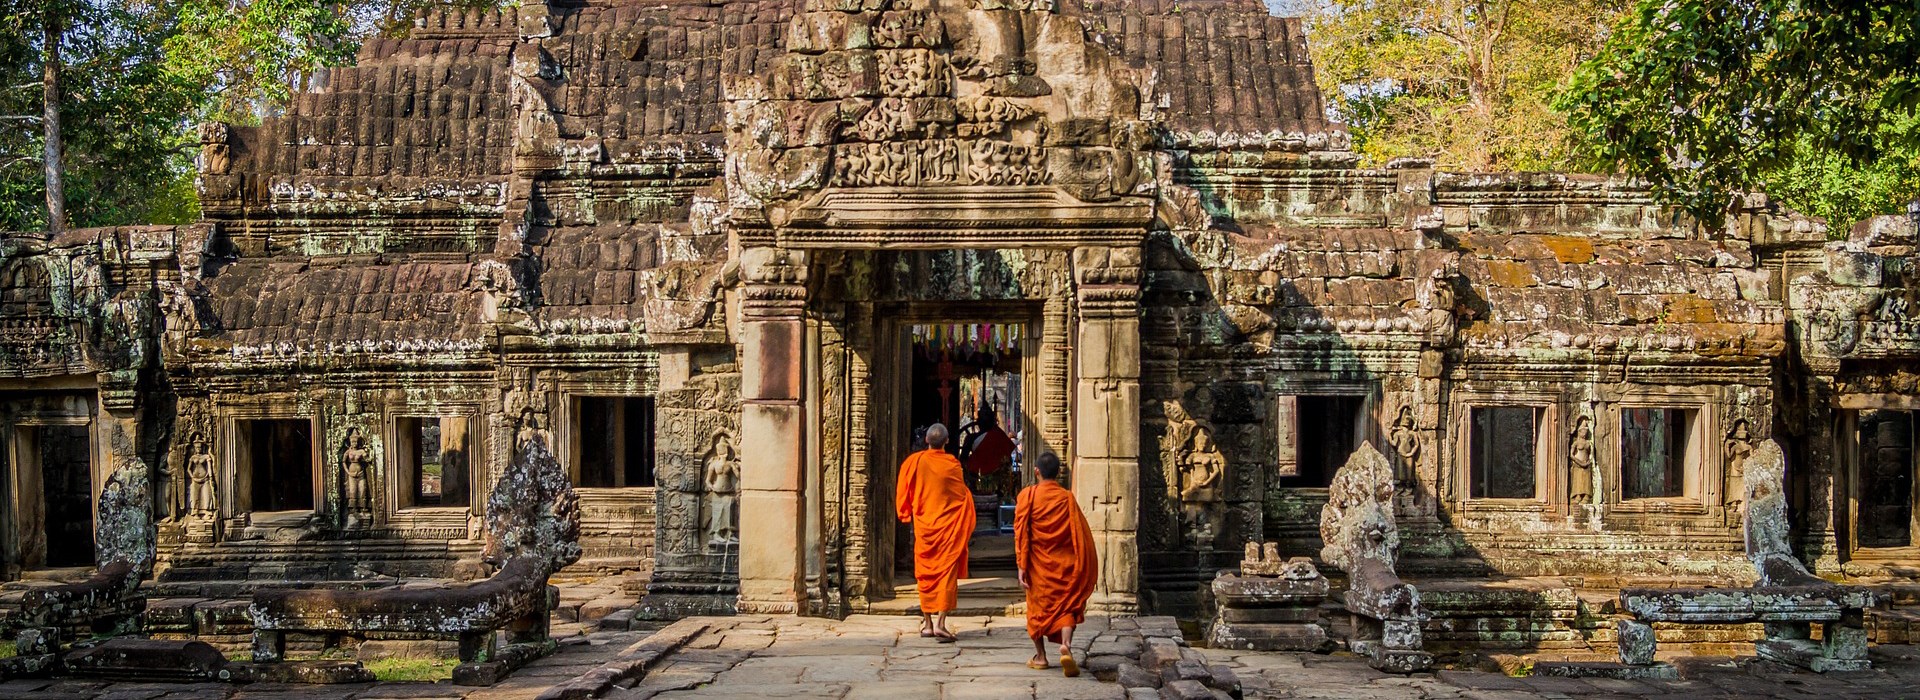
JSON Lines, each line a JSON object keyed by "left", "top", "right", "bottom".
{"left": 40, "top": 2, "right": 62, "bottom": 234}
{"left": 1559, "top": 0, "right": 1920, "bottom": 225}
{"left": 0, "top": 0, "right": 200, "bottom": 232}
{"left": 1301, "top": 0, "right": 1626, "bottom": 171}
{"left": 162, "top": 0, "right": 357, "bottom": 124}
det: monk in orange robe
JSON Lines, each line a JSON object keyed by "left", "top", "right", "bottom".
{"left": 896, "top": 423, "right": 972, "bottom": 642}
{"left": 1016, "top": 452, "right": 1097, "bottom": 676}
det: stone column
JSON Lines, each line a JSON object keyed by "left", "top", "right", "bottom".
{"left": 1072, "top": 246, "right": 1142, "bottom": 614}
{"left": 1803, "top": 371, "right": 1844, "bottom": 575}
{"left": 735, "top": 247, "right": 810, "bottom": 614}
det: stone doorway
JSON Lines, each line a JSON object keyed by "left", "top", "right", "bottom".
{"left": 2, "top": 393, "right": 99, "bottom": 575}
{"left": 1849, "top": 408, "right": 1919, "bottom": 555}
{"left": 876, "top": 310, "right": 1045, "bottom": 611}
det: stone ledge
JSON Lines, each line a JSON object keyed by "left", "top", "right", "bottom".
{"left": 532, "top": 617, "right": 709, "bottom": 700}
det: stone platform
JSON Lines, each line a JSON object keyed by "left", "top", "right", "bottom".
{"left": 14, "top": 615, "right": 1920, "bottom": 699}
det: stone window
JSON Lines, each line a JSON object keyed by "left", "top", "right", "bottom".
{"left": 1276, "top": 395, "right": 1366, "bottom": 488}
{"left": 8, "top": 423, "right": 95, "bottom": 569}
{"left": 1857, "top": 410, "right": 1917, "bottom": 549}
{"left": 571, "top": 396, "right": 656, "bottom": 489}
{"left": 236, "top": 419, "right": 315, "bottom": 513}
{"left": 1469, "top": 406, "right": 1541, "bottom": 500}
{"left": 1619, "top": 408, "right": 1699, "bottom": 500}
{"left": 395, "top": 417, "right": 472, "bottom": 509}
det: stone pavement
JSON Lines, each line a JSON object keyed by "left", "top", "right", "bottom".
{"left": 14, "top": 615, "right": 1920, "bottom": 699}
{"left": 610, "top": 615, "right": 1119, "bottom": 700}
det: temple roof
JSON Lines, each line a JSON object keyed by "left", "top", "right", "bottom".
{"left": 216, "top": 0, "right": 1336, "bottom": 197}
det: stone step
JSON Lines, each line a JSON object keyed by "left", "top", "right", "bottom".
{"left": 867, "top": 577, "right": 1027, "bottom": 616}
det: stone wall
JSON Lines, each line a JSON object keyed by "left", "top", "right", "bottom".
{"left": 0, "top": 0, "right": 1914, "bottom": 630}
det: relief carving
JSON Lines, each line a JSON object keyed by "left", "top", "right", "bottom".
{"left": 878, "top": 49, "right": 949, "bottom": 98}
{"left": 187, "top": 431, "right": 218, "bottom": 518}
{"left": 1416, "top": 264, "right": 1459, "bottom": 342}
{"left": 1569, "top": 415, "right": 1594, "bottom": 505}
{"left": 830, "top": 139, "right": 1048, "bottom": 188}
{"left": 1724, "top": 419, "right": 1753, "bottom": 511}
{"left": 1162, "top": 400, "right": 1225, "bottom": 549}
{"left": 341, "top": 427, "right": 373, "bottom": 523}
{"left": 1388, "top": 405, "right": 1420, "bottom": 484}
{"left": 702, "top": 433, "right": 740, "bottom": 549}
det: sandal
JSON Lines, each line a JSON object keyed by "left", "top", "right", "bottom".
{"left": 1027, "top": 659, "right": 1050, "bottom": 670}
{"left": 1060, "top": 654, "right": 1079, "bottom": 678}
{"left": 934, "top": 631, "right": 958, "bottom": 644}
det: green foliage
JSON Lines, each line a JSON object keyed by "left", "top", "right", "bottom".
{"left": 1303, "top": 0, "right": 1626, "bottom": 170}
{"left": 0, "top": 0, "right": 512, "bottom": 232}
{"left": 1559, "top": 0, "right": 1920, "bottom": 223}
{"left": 163, "top": 0, "right": 357, "bottom": 124}
{"left": 0, "top": 0, "right": 201, "bottom": 231}
{"left": 1760, "top": 115, "right": 1920, "bottom": 231}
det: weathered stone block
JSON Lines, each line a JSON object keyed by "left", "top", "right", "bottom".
{"left": 1617, "top": 618, "right": 1656, "bottom": 666}
{"left": 62, "top": 638, "right": 234, "bottom": 682}
{"left": 1116, "top": 662, "right": 1160, "bottom": 689}
{"left": 1206, "top": 621, "right": 1332, "bottom": 653}
{"left": 1158, "top": 679, "right": 1213, "bottom": 700}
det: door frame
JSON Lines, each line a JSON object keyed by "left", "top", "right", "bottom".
{"left": 871, "top": 301, "right": 1049, "bottom": 591}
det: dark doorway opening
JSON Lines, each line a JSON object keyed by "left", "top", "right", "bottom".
{"left": 245, "top": 419, "right": 314, "bottom": 512}
{"left": 37, "top": 425, "right": 94, "bottom": 568}
{"left": 1858, "top": 409, "right": 1917, "bottom": 549}
{"left": 573, "top": 396, "right": 657, "bottom": 489}
{"left": 1281, "top": 395, "right": 1365, "bottom": 488}
{"left": 898, "top": 322, "right": 1029, "bottom": 580}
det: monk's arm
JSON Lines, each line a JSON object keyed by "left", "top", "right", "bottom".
{"left": 1014, "top": 489, "right": 1031, "bottom": 577}
{"left": 894, "top": 458, "right": 917, "bottom": 523}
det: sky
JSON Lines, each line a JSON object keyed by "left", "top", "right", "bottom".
{"left": 1266, "top": 0, "right": 1311, "bottom": 17}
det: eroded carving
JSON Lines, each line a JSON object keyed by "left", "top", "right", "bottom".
{"left": 341, "top": 427, "right": 373, "bottom": 523}
{"left": 1320, "top": 443, "right": 1430, "bottom": 673}
{"left": 1569, "top": 415, "right": 1594, "bottom": 506}
{"left": 1162, "top": 400, "right": 1224, "bottom": 549}
{"left": 186, "top": 431, "right": 217, "bottom": 518}
{"left": 1387, "top": 405, "right": 1419, "bottom": 484}
{"left": 702, "top": 433, "right": 740, "bottom": 549}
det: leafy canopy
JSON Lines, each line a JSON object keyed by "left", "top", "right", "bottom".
{"left": 1301, "top": 0, "right": 1626, "bottom": 171}
{"left": 0, "top": 0, "right": 200, "bottom": 231}
{"left": 1559, "top": 0, "right": 1920, "bottom": 224}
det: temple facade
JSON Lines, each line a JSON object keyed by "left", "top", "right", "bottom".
{"left": 0, "top": 0, "right": 1916, "bottom": 634}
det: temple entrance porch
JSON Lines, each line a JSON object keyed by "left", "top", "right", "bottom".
{"left": 0, "top": 391, "right": 100, "bottom": 578}
{"left": 870, "top": 317, "right": 1038, "bottom": 615}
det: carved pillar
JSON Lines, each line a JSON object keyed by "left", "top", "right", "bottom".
{"left": 1803, "top": 371, "right": 1844, "bottom": 574}
{"left": 735, "top": 247, "right": 810, "bottom": 614}
{"left": 1072, "top": 246, "right": 1142, "bottom": 614}
{"left": 97, "top": 382, "right": 155, "bottom": 578}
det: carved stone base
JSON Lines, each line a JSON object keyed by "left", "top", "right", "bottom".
{"left": 635, "top": 591, "right": 738, "bottom": 621}
{"left": 1208, "top": 621, "right": 1332, "bottom": 652}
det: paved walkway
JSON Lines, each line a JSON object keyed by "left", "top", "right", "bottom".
{"left": 9, "top": 615, "right": 1920, "bottom": 698}
{"left": 613, "top": 615, "right": 1117, "bottom": 700}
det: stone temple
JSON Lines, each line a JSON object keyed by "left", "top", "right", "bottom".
{"left": 1, "top": 0, "right": 1918, "bottom": 662}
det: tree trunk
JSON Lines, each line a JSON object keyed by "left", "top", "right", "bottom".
{"left": 42, "top": 9, "right": 64, "bottom": 236}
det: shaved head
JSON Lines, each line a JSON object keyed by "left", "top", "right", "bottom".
{"left": 1037, "top": 452, "right": 1061, "bottom": 479}
{"left": 926, "top": 423, "right": 949, "bottom": 449}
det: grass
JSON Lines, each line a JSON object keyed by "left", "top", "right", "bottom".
{"left": 365, "top": 656, "right": 459, "bottom": 682}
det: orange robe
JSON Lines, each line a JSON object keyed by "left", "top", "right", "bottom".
{"left": 1016, "top": 479, "right": 1098, "bottom": 642}
{"left": 896, "top": 448, "right": 972, "bottom": 613}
